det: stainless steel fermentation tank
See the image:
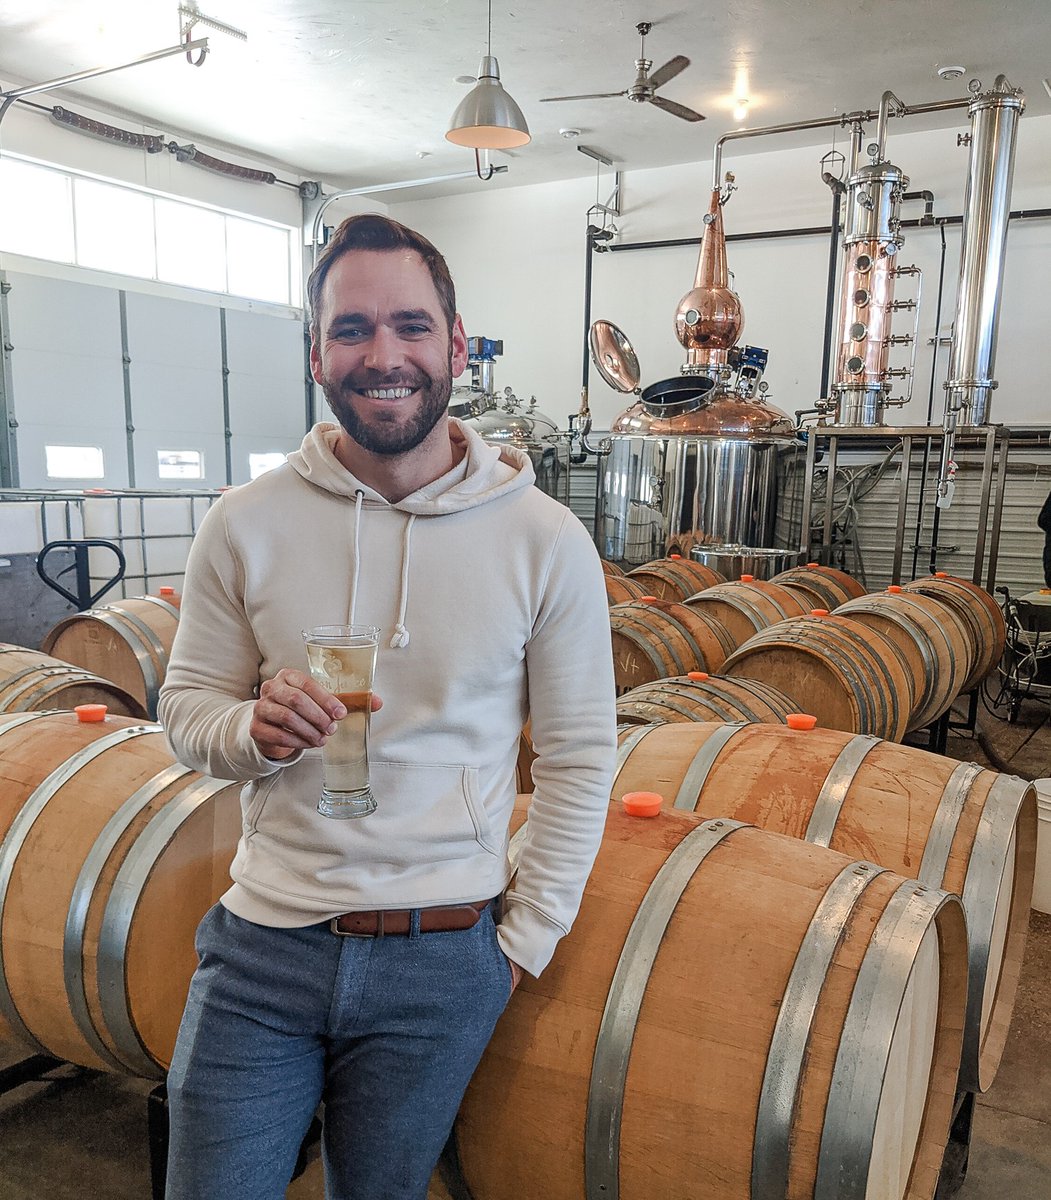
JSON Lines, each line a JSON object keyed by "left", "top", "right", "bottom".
{"left": 449, "top": 336, "right": 570, "bottom": 505}
{"left": 593, "top": 185, "right": 803, "bottom": 570}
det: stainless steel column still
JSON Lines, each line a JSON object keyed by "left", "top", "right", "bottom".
{"left": 938, "top": 76, "right": 1025, "bottom": 502}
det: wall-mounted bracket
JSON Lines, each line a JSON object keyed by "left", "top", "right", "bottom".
{"left": 578, "top": 145, "right": 622, "bottom": 218}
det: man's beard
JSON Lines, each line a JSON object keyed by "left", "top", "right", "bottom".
{"left": 320, "top": 359, "right": 453, "bottom": 456}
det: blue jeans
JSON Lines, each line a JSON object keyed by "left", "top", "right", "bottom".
{"left": 165, "top": 902, "right": 513, "bottom": 1200}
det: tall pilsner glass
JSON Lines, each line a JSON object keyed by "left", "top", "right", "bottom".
{"left": 302, "top": 624, "right": 380, "bottom": 819}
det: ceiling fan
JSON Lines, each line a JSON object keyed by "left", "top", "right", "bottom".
{"left": 540, "top": 21, "right": 705, "bottom": 122}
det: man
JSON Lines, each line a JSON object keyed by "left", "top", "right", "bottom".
{"left": 158, "top": 213, "right": 616, "bottom": 1200}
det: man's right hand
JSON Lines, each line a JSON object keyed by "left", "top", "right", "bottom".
{"left": 249, "top": 668, "right": 382, "bottom": 760}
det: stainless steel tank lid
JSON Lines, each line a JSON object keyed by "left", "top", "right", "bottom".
{"left": 589, "top": 320, "right": 641, "bottom": 394}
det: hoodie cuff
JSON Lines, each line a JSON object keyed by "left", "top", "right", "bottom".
{"left": 494, "top": 895, "right": 569, "bottom": 979}
{"left": 224, "top": 701, "right": 306, "bottom": 778}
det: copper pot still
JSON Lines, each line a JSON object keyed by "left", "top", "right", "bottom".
{"left": 674, "top": 186, "right": 744, "bottom": 375}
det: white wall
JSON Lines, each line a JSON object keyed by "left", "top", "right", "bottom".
{"left": 390, "top": 114, "right": 1051, "bottom": 432}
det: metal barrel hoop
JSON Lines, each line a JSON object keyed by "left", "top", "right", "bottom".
{"left": 751, "top": 860, "right": 888, "bottom": 1200}
{"left": 584, "top": 818, "right": 750, "bottom": 1200}
{"left": 959, "top": 773, "right": 1034, "bottom": 1089}
{"left": 815, "top": 880, "right": 959, "bottom": 1199}
{"left": 96, "top": 775, "right": 234, "bottom": 1078}
{"left": 63, "top": 762, "right": 194, "bottom": 1074}
{"left": 805, "top": 735, "right": 882, "bottom": 847}
{"left": 672, "top": 723, "right": 750, "bottom": 810}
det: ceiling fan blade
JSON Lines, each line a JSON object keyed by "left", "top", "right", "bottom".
{"left": 539, "top": 90, "right": 627, "bottom": 102}
{"left": 648, "top": 55, "right": 690, "bottom": 90}
{"left": 649, "top": 94, "right": 706, "bottom": 122}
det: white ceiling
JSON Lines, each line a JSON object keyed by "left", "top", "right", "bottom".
{"left": 0, "top": 0, "right": 1047, "bottom": 200}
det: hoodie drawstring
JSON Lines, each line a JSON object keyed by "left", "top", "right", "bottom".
{"left": 389, "top": 514, "right": 416, "bottom": 649}
{"left": 348, "top": 490, "right": 364, "bottom": 626}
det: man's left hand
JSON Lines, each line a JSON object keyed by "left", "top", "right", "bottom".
{"left": 507, "top": 957, "right": 523, "bottom": 993}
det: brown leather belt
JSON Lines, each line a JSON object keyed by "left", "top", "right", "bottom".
{"left": 330, "top": 900, "right": 490, "bottom": 938}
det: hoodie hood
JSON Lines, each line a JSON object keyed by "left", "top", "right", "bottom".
{"left": 286, "top": 417, "right": 535, "bottom": 513}
{"left": 285, "top": 417, "right": 537, "bottom": 649}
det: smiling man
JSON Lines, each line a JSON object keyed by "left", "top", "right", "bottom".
{"left": 158, "top": 214, "right": 617, "bottom": 1200}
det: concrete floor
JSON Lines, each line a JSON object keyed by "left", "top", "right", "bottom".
{"left": 0, "top": 696, "right": 1049, "bottom": 1199}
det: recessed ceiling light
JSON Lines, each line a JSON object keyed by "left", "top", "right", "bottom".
{"left": 733, "top": 98, "right": 749, "bottom": 120}
{"left": 559, "top": 127, "right": 581, "bottom": 139}
{"left": 454, "top": 74, "right": 476, "bottom": 84}
{"left": 937, "top": 65, "right": 967, "bottom": 81}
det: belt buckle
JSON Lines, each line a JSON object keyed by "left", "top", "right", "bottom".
{"left": 330, "top": 913, "right": 385, "bottom": 938}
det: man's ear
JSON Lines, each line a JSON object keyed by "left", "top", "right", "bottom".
{"left": 309, "top": 336, "right": 324, "bottom": 385}
{"left": 450, "top": 315, "right": 469, "bottom": 379}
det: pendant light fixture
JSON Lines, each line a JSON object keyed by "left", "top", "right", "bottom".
{"left": 446, "top": 0, "right": 530, "bottom": 159}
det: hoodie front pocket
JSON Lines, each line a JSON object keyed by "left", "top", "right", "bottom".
{"left": 367, "top": 759, "right": 500, "bottom": 861}
{"left": 243, "top": 773, "right": 282, "bottom": 839}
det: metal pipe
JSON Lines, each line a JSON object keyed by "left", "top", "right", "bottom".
{"left": 713, "top": 114, "right": 851, "bottom": 191}
{"left": 875, "top": 91, "right": 906, "bottom": 159}
{"left": 0, "top": 40, "right": 209, "bottom": 103}
{"left": 819, "top": 178, "right": 845, "bottom": 399}
{"left": 581, "top": 226, "right": 604, "bottom": 396}
{"left": 843, "top": 121, "right": 865, "bottom": 261}
{"left": 606, "top": 208, "right": 1051, "bottom": 255}
{"left": 911, "top": 222, "right": 949, "bottom": 581}
{"left": 713, "top": 94, "right": 974, "bottom": 194}
{"left": 307, "top": 170, "right": 506, "bottom": 261}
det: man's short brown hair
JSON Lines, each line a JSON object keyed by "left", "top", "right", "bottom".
{"left": 307, "top": 214, "right": 457, "bottom": 340}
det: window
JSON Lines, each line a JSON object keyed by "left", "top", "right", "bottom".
{"left": 227, "top": 217, "right": 292, "bottom": 305}
{"left": 74, "top": 178, "right": 156, "bottom": 278}
{"left": 249, "top": 452, "right": 287, "bottom": 479}
{"left": 155, "top": 199, "right": 227, "bottom": 293}
{"left": 0, "top": 152, "right": 299, "bottom": 307}
{"left": 158, "top": 449, "right": 205, "bottom": 479}
{"left": 0, "top": 157, "right": 75, "bottom": 263}
{"left": 46, "top": 445, "right": 105, "bottom": 479}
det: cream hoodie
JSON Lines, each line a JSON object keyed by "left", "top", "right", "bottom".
{"left": 158, "top": 419, "right": 617, "bottom": 976}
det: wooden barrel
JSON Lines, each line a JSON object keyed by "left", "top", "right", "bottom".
{"left": 515, "top": 723, "right": 537, "bottom": 794}
{"left": 616, "top": 673, "right": 797, "bottom": 725}
{"left": 683, "top": 580, "right": 810, "bottom": 649}
{"left": 0, "top": 709, "right": 240, "bottom": 1077}
{"left": 835, "top": 590, "right": 972, "bottom": 730}
{"left": 605, "top": 575, "right": 650, "bottom": 607}
{"left": 600, "top": 560, "right": 625, "bottom": 577}
{"left": 901, "top": 574, "right": 1007, "bottom": 693}
{"left": 41, "top": 596, "right": 180, "bottom": 719}
{"left": 447, "top": 800, "right": 967, "bottom": 1200}
{"left": 610, "top": 600, "right": 734, "bottom": 693}
{"left": 626, "top": 557, "right": 725, "bottom": 601}
{"left": 611, "top": 719, "right": 1037, "bottom": 1091}
{"left": 771, "top": 562, "right": 867, "bottom": 609}
{"left": 0, "top": 645, "right": 147, "bottom": 718}
{"left": 722, "top": 613, "right": 913, "bottom": 741}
